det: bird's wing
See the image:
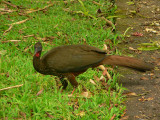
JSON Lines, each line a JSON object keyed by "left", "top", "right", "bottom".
{"left": 42, "top": 45, "right": 106, "bottom": 73}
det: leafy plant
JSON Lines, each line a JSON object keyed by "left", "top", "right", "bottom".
{"left": 137, "top": 41, "right": 160, "bottom": 51}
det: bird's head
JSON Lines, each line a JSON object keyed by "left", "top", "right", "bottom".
{"left": 34, "top": 42, "right": 42, "bottom": 57}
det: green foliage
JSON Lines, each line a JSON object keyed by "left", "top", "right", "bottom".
{"left": 138, "top": 41, "right": 160, "bottom": 51}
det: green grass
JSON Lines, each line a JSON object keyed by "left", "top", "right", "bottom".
{"left": 0, "top": 0, "right": 125, "bottom": 119}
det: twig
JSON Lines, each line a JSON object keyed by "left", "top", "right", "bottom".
{"left": 0, "top": 8, "right": 16, "bottom": 15}
{"left": 9, "top": 18, "right": 30, "bottom": 25}
{"left": 101, "top": 17, "right": 114, "bottom": 27}
{"left": 25, "top": 3, "right": 54, "bottom": 14}
{"left": 3, "top": 25, "right": 13, "bottom": 35}
{"left": 2, "top": 1, "right": 18, "bottom": 9}
{"left": 3, "top": 18, "right": 29, "bottom": 35}
{"left": 92, "top": 1, "right": 102, "bottom": 6}
{"left": 23, "top": 34, "right": 35, "bottom": 38}
{"left": 0, "top": 84, "right": 23, "bottom": 91}
{"left": 1, "top": 40, "right": 22, "bottom": 43}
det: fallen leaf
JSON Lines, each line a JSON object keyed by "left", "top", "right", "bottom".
{"left": 81, "top": 91, "right": 91, "bottom": 98}
{"left": 24, "top": 45, "right": 33, "bottom": 52}
{"left": 140, "top": 77, "right": 149, "bottom": 80}
{"left": 90, "top": 79, "right": 96, "bottom": 85}
{"left": 131, "top": 32, "right": 143, "bottom": 36}
{"left": 23, "top": 34, "right": 34, "bottom": 38}
{"left": 36, "top": 88, "right": 44, "bottom": 96}
{"left": 99, "top": 103, "right": 106, "bottom": 108}
{"left": 103, "top": 44, "right": 108, "bottom": 52}
{"left": 42, "top": 36, "right": 55, "bottom": 42}
{"left": 138, "top": 96, "right": 154, "bottom": 102}
{"left": 149, "top": 73, "right": 154, "bottom": 76}
{"left": 0, "top": 50, "right": 7, "bottom": 55}
{"left": 93, "top": 1, "right": 102, "bottom": 6}
{"left": 76, "top": 111, "right": 85, "bottom": 117}
{"left": 110, "top": 114, "right": 116, "bottom": 120}
{"left": 19, "top": 111, "right": 26, "bottom": 119}
{"left": 100, "top": 75, "right": 105, "bottom": 81}
{"left": 123, "top": 92, "right": 137, "bottom": 96}
{"left": 103, "top": 69, "right": 111, "bottom": 79}
{"left": 99, "top": 65, "right": 105, "bottom": 71}
{"left": 68, "top": 94, "right": 73, "bottom": 97}
{"left": 108, "top": 104, "right": 113, "bottom": 110}
{"left": 145, "top": 28, "right": 157, "bottom": 33}
{"left": 46, "top": 112, "right": 54, "bottom": 118}
{"left": 129, "top": 47, "right": 137, "bottom": 51}
{"left": 120, "top": 116, "right": 129, "bottom": 120}
{"left": 121, "top": 110, "right": 126, "bottom": 117}
{"left": 94, "top": 75, "right": 100, "bottom": 82}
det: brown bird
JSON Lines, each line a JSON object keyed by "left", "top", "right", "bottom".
{"left": 33, "top": 42, "right": 154, "bottom": 91}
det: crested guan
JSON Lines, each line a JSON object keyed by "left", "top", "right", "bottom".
{"left": 33, "top": 42, "right": 154, "bottom": 90}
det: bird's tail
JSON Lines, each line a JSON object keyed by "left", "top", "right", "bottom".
{"left": 101, "top": 55, "right": 154, "bottom": 71}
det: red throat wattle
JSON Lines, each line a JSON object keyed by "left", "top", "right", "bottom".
{"left": 35, "top": 52, "right": 40, "bottom": 57}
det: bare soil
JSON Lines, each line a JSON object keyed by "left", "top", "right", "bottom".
{"left": 116, "top": 0, "right": 160, "bottom": 120}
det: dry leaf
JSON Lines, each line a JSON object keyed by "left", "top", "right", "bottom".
{"left": 120, "top": 116, "right": 129, "bottom": 120}
{"left": 81, "top": 91, "right": 91, "bottom": 98}
{"left": 149, "top": 73, "right": 154, "bottom": 76}
{"left": 93, "top": 1, "right": 102, "bottom": 6}
{"left": 103, "top": 69, "right": 111, "bottom": 79}
{"left": 46, "top": 112, "right": 54, "bottom": 118}
{"left": 36, "top": 88, "right": 44, "bottom": 96}
{"left": 100, "top": 75, "right": 105, "bottom": 81}
{"left": 23, "top": 34, "right": 34, "bottom": 38}
{"left": 138, "top": 96, "right": 154, "bottom": 102}
{"left": 0, "top": 50, "right": 7, "bottom": 55}
{"left": 123, "top": 92, "right": 137, "bottom": 96}
{"left": 19, "top": 111, "right": 26, "bottom": 119}
{"left": 131, "top": 32, "right": 143, "bottom": 36}
{"left": 103, "top": 44, "right": 107, "bottom": 51}
{"left": 140, "top": 77, "right": 149, "bottom": 80}
{"left": 68, "top": 94, "right": 73, "bottom": 97}
{"left": 99, "top": 65, "right": 105, "bottom": 71}
{"left": 110, "top": 114, "right": 116, "bottom": 120}
{"left": 24, "top": 45, "right": 33, "bottom": 52}
{"left": 121, "top": 110, "right": 126, "bottom": 117}
{"left": 99, "top": 103, "right": 106, "bottom": 108}
{"left": 145, "top": 28, "right": 157, "bottom": 33}
{"left": 90, "top": 79, "right": 96, "bottom": 85}
{"left": 129, "top": 47, "right": 137, "bottom": 51}
{"left": 94, "top": 75, "right": 100, "bottom": 82}
{"left": 146, "top": 97, "right": 154, "bottom": 101}
{"left": 76, "top": 111, "right": 85, "bottom": 117}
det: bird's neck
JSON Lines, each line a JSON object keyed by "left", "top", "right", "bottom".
{"left": 33, "top": 54, "right": 46, "bottom": 74}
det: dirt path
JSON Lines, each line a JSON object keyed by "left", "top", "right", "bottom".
{"left": 116, "top": 0, "right": 160, "bottom": 120}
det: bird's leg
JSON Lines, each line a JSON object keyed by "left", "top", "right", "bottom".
{"left": 66, "top": 73, "right": 78, "bottom": 94}
{"left": 59, "top": 77, "right": 68, "bottom": 92}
